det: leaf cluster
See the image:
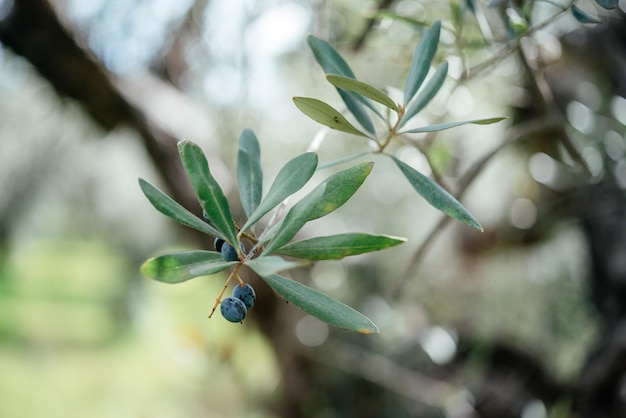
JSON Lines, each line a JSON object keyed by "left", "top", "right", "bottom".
{"left": 140, "top": 133, "right": 406, "bottom": 333}
{"left": 294, "top": 21, "right": 508, "bottom": 231}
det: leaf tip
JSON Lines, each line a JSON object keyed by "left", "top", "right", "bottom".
{"left": 359, "top": 326, "right": 380, "bottom": 335}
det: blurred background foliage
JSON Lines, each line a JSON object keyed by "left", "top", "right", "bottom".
{"left": 0, "top": 0, "right": 625, "bottom": 417}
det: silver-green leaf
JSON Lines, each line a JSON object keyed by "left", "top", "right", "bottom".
{"left": 240, "top": 152, "right": 318, "bottom": 233}
{"left": 404, "top": 21, "right": 441, "bottom": 105}
{"left": 392, "top": 156, "right": 482, "bottom": 230}
{"left": 138, "top": 178, "right": 224, "bottom": 239}
{"left": 237, "top": 129, "right": 263, "bottom": 219}
{"left": 401, "top": 117, "right": 507, "bottom": 134}
{"left": 178, "top": 140, "right": 239, "bottom": 247}
{"left": 260, "top": 273, "right": 379, "bottom": 334}
{"left": 327, "top": 75, "right": 398, "bottom": 111}
{"left": 293, "top": 97, "right": 369, "bottom": 137}
{"left": 141, "top": 250, "right": 237, "bottom": 284}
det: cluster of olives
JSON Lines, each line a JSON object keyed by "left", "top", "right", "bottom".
{"left": 220, "top": 283, "right": 256, "bottom": 323}
{"left": 214, "top": 237, "right": 256, "bottom": 323}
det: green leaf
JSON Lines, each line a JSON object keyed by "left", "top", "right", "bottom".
{"left": 237, "top": 129, "right": 263, "bottom": 219}
{"left": 245, "top": 256, "right": 311, "bottom": 276}
{"left": 307, "top": 35, "right": 356, "bottom": 78}
{"left": 293, "top": 97, "right": 368, "bottom": 137}
{"left": 261, "top": 162, "right": 373, "bottom": 253}
{"left": 392, "top": 156, "right": 482, "bottom": 231}
{"left": 178, "top": 140, "right": 239, "bottom": 247}
{"left": 240, "top": 152, "right": 318, "bottom": 232}
{"left": 140, "top": 251, "right": 237, "bottom": 284}
{"left": 404, "top": 21, "right": 441, "bottom": 105}
{"left": 327, "top": 75, "right": 398, "bottom": 111}
{"left": 338, "top": 90, "right": 377, "bottom": 135}
{"left": 317, "top": 151, "right": 373, "bottom": 170}
{"left": 595, "top": 0, "right": 617, "bottom": 9}
{"left": 401, "top": 117, "right": 507, "bottom": 134}
{"left": 138, "top": 178, "right": 224, "bottom": 239}
{"left": 571, "top": 5, "right": 601, "bottom": 24}
{"left": 399, "top": 61, "right": 448, "bottom": 128}
{"left": 276, "top": 233, "right": 406, "bottom": 260}
{"left": 307, "top": 161, "right": 374, "bottom": 221}
{"left": 260, "top": 273, "right": 379, "bottom": 334}
{"left": 262, "top": 185, "right": 327, "bottom": 255}
{"left": 307, "top": 35, "right": 380, "bottom": 131}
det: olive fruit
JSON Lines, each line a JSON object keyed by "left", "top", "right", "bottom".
{"left": 232, "top": 283, "right": 256, "bottom": 310}
{"left": 220, "top": 297, "right": 247, "bottom": 323}
{"left": 221, "top": 242, "right": 239, "bottom": 262}
{"left": 214, "top": 237, "right": 225, "bottom": 253}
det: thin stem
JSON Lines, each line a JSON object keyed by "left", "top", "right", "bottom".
{"left": 208, "top": 264, "right": 242, "bottom": 318}
{"left": 378, "top": 105, "right": 405, "bottom": 152}
{"left": 465, "top": 0, "right": 575, "bottom": 80}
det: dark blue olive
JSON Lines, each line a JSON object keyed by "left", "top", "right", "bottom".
{"left": 214, "top": 237, "right": 225, "bottom": 253}
{"left": 221, "top": 242, "right": 239, "bottom": 262}
{"left": 232, "top": 283, "right": 256, "bottom": 310}
{"left": 220, "top": 297, "right": 247, "bottom": 323}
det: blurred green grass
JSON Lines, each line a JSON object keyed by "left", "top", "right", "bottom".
{"left": 0, "top": 239, "right": 279, "bottom": 418}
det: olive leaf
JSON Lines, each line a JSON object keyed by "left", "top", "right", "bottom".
{"left": 141, "top": 251, "right": 237, "bottom": 284}
{"left": 178, "top": 141, "right": 239, "bottom": 247}
{"left": 240, "top": 152, "right": 318, "bottom": 233}
{"left": 237, "top": 129, "right": 263, "bottom": 219}
{"left": 276, "top": 233, "right": 406, "bottom": 260}
{"left": 260, "top": 273, "right": 379, "bottom": 334}
{"left": 404, "top": 21, "right": 441, "bottom": 105}
{"left": 138, "top": 178, "right": 224, "bottom": 239}
{"left": 392, "top": 156, "right": 482, "bottom": 231}
{"left": 293, "top": 97, "right": 369, "bottom": 138}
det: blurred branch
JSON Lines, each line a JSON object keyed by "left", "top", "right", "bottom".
{"left": 303, "top": 341, "right": 469, "bottom": 411}
{"left": 390, "top": 115, "right": 561, "bottom": 300}
{"left": 465, "top": 1, "right": 574, "bottom": 80}
{"left": 0, "top": 0, "right": 197, "bottom": 219}
{"left": 352, "top": 0, "right": 396, "bottom": 52}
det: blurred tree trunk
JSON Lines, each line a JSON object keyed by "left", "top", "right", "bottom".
{"left": 0, "top": 0, "right": 195, "bottom": 216}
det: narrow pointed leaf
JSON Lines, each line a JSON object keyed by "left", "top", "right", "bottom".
{"left": 327, "top": 75, "right": 398, "bottom": 111}
{"left": 140, "top": 251, "right": 238, "bottom": 284}
{"left": 401, "top": 117, "right": 507, "bottom": 134}
{"left": 245, "top": 256, "right": 311, "bottom": 277}
{"left": 307, "top": 161, "right": 374, "bottom": 221}
{"left": 262, "top": 185, "right": 327, "bottom": 255}
{"left": 261, "top": 162, "right": 373, "bottom": 253}
{"left": 338, "top": 90, "right": 377, "bottom": 135}
{"left": 237, "top": 129, "right": 263, "bottom": 218}
{"left": 240, "top": 152, "right": 318, "bottom": 232}
{"left": 595, "top": 0, "right": 617, "bottom": 9}
{"left": 178, "top": 141, "right": 239, "bottom": 246}
{"left": 317, "top": 151, "right": 372, "bottom": 170}
{"left": 261, "top": 186, "right": 326, "bottom": 254}
{"left": 400, "top": 61, "right": 448, "bottom": 128}
{"left": 392, "top": 156, "right": 482, "bottom": 230}
{"left": 307, "top": 34, "right": 356, "bottom": 78}
{"left": 307, "top": 35, "right": 382, "bottom": 127}
{"left": 404, "top": 21, "right": 441, "bottom": 105}
{"left": 571, "top": 5, "right": 600, "bottom": 24}
{"left": 138, "top": 178, "right": 224, "bottom": 239}
{"left": 293, "top": 97, "right": 368, "bottom": 137}
{"left": 261, "top": 273, "right": 379, "bottom": 334}
{"left": 276, "top": 233, "right": 406, "bottom": 260}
